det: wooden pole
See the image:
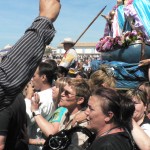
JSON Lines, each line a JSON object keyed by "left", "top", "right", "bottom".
{"left": 74, "top": 5, "right": 107, "bottom": 45}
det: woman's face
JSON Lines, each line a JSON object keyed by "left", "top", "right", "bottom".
{"left": 85, "top": 95, "right": 107, "bottom": 133}
{"left": 132, "top": 96, "right": 147, "bottom": 122}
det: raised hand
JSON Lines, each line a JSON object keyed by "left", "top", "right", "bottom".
{"left": 40, "top": 0, "right": 61, "bottom": 22}
{"left": 31, "top": 93, "right": 41, "bottom": 112}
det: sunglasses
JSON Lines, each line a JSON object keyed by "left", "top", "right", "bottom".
{"left": 63, "top": 90, "right": 76, "bottom": 97}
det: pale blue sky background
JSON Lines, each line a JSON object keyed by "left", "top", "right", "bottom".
{"left": 0, "top": 0, "right": 116, "bottom": 49}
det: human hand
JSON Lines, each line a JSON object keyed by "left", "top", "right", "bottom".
{"left": 25, "top": 82, "right": 34, "bottom": 100}
{"left": 40, "top": 0, "right": 61, "bottom": 22}
{"left": 101, "top": 14, "right": 109, "bottom": 20}
{"left": 101, "top": 14, "right": 113, "bottom": 24}
{"left": 31, "top": 93, "right": 41, "bottom": 112}
{"left": 139, "top": 59, "right": 150, "bottom": 67}
{"left": 71, "top": 111, "right": 87, "bottom": 127}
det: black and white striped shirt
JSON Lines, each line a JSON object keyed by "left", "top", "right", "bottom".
{"left": 0, "top": 17, "right": 56, "bottom": 110}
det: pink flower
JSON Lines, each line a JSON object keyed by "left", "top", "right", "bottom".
{"left": 102, "top": 40, "right": 113, "bottom": 51}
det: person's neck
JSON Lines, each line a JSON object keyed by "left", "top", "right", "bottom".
{"left": 65, "top": 48, "right": 69, "bottom": 51}
{"left": 68, "top": 106, "right": 81, "bottom": 116}
{"left": 40, "top": 84, "right": 51, "bottom": 91}
{"left": 136, "top": 115, "right": 145, "bottom": 126}
{"left": 97, "top": 124, "right": 123, "bottom": 138}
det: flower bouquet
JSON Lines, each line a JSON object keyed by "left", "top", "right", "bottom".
{"left": 96, "top": 30, "right": 145, "bottom": 52}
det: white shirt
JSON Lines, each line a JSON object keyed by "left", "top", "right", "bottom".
{"left": 141, "top": 123, "right": 150, "bottom": 137}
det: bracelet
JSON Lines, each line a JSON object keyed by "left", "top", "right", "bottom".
{"left": 32, "top": 110, "right": 41, "bottom": 117}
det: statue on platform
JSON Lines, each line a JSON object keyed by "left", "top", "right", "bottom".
{"left": 124, "top": 0, "right": 150, "bottom": 42}
{"left": 102, "top": 0, "right": 126, "bottom": 37}
{"left": 95, "top": 0, "right": 150, "bottom": 89}
{"left": 102, "top": 0, "right": 150, "bottom": 41}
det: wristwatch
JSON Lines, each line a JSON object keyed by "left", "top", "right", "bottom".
{"left": 32, "top": 110, "right": 41, "bottom": 117}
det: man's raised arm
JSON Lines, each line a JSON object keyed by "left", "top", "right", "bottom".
{"left": 0, "top": 0, "right": 61, "bottom": 110}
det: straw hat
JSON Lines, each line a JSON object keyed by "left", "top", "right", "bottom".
{"left": 61, "top": 37, "right": 75, "bottom": 44}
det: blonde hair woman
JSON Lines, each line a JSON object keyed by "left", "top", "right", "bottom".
{"left": 29, "top": 77, "right": 70, "bottom": 146}
{"left": 89, "top": 65, "right": 116, "bottom": 89}
{"left": 126, "top": 89, "right": 150, "bottom": 150}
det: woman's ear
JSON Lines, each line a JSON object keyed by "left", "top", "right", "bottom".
{"left": 104, "top": 111, "right": 114, "bottom": 122}
{"left": 144, "top": 105, "right": 147, "bottom": 113}
{"left": 77, "top": 97, "right": 84, "bottom": 105}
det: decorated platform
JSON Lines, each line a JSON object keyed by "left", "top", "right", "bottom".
{"left": 93, "top": 0, "right": 150, "bottom": 89}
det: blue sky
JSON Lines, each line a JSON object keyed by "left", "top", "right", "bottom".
{"left": 0, "top": 0, "right": 116, "bottom": 49}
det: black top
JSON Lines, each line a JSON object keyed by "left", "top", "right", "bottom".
{"left": 87, "top": 132, "right": 133, "bottom": 150}
{"left": 0, "top": 93, "right": 28, "bottom": 150}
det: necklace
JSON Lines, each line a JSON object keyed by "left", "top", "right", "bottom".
{"left": 99, "top": 126, "right": 120, "bottom": 137}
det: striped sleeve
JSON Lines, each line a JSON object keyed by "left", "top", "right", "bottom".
{"left": 0, "top": 17, "right": 56, "bottom": 110}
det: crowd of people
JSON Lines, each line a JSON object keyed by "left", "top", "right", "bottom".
{"left": 0, "top": 0, "right": 150, "bottom": 150}
{"left": 2, "top": 47, "right": 150, "bottom": 150}
{"left": 21, "top": 55, "right": 150, "bottom": 150}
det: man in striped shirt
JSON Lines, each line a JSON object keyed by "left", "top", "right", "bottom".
{"left": 0, "top": 0, "right": 61, "bottom": 111}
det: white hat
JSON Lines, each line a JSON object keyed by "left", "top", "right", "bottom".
{"left": 61, "top": 37, "right": 75, "bottom": 44}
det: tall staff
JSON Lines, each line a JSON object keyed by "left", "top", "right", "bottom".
{"left": 74, "top": 5, "right": 107, "bottom": 45}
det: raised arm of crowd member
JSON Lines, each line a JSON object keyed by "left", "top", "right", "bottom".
{"left": 132, "top": 119, "right": 150, "bottom": 150}
{"left": 0, "top": 0, "right": 61, "bottom": 110}
{"left": 29, "top": 77, "right": 70, "bottom": 140}
{"left": 30, "top": 93, "right": 60, "bottom": 137}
